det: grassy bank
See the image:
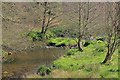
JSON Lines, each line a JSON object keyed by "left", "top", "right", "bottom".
{"left": 36, "top": 39, "right": 119, "bottom": 78}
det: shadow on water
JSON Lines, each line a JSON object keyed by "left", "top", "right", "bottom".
{"left": 2, "top": 47, "right": 66, "bottom": 78}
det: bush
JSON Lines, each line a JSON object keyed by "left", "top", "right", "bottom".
{"left": 51, "top": 28, "right": 64, "bottom": 37}
{"left": 45, "top": 31, "right": 55, "bottom": 39}
{"left": 50, "top": 28, "right": 78, "bottom": 38}
{"left": 37, "top": 65, "right": 51, "bottom": 76}
{"left": 27, "top": 31, "right": 44, "bottom": 41}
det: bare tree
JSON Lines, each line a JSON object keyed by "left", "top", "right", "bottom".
{"left": 40, "top": 2, "right": 61, "bottom": 35}
{"left": 63, "top": 2, "right": 99, "bottom": 51}
{"left": 77, "top": 2, "right": 90, "bottom": 51}
{"left": 76, "top": 2, "right": 99, "bottom": 51}
{"left": 102, "top": 2, "right": 120, "bottom": 64}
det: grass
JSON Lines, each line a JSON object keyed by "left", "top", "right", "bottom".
{"left": 51, "top": 40, "right": 119, "bottom": 78}
{"left": 3, "top": 37, "right": 119, "bottom": 78}
{"left": 25, "top": 39, "right": 119, "bottom": 78}
{"left": 33, "top": 38, "right": 118, "bottom": 78}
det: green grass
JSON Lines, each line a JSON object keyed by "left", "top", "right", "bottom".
{"left": 52, "top": 40, "right": 119, "bottom": 78}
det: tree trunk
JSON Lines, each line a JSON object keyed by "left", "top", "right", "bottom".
{"left": 41, "top": 2, "right": 47, "bottom": 34}
{"left": 78, "top": 38, "right": 83, "bottom": 52}
{"left": 117, "top": 2, "right": 120, "bottom": 38}
{"left": 102, "top": 45, "right": 115, "bottom": 64}
{"left": 102, "top": 51, "right": 111, "bottom": 64}
{"left": 41, "top": 25, "right": 45, "bottom": 34}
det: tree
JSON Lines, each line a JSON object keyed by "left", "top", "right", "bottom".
{"left": 39, "top": 2, "right": 61, "bottom": 35}
{"left": 102, "top": 2, "right": 120, "bottom": 64}
{"left": 77, "top": 2, "right": 90, "bottom": 51}
{"left": 76, "top": 2, "right": 99, "bottom": 51}
{"left": 117, "top": 2, "right": 120, "bottom": 44}
{"left": 63, "top": 2, "right": 99, "bottom": 51}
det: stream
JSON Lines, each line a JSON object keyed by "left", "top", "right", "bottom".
{"left": 2, "top": 47, "right": 65, "bottom": 78}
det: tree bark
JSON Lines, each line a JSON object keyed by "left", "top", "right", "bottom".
{"left": 102, "top": 50, "right": 112, "bottom": 64}
{"left": 41, "top": 2, "right": 47, "bottom": 34}
{"left": 78, "top": 38, "right": 83, "bottom": 52}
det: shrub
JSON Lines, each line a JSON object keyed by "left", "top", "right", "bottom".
{"left": 45, "top": 31, "right": 55, "bottom": 39}
{"left": 27, "top": 31, "right": 44, "bottom": 41}
{"left": 51, "top": 28, "right": 64, "bottom": 37}
{"left": 37, "top": 65, "right": 51, "bottom": 76}
{"left": 50, "top": 27, "right": 79, "bottom": 38}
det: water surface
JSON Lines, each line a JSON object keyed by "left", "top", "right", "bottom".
{"left": 2, "top": 47, "right": 65, "bottom": 78}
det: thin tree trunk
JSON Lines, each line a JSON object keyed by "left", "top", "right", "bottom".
{"left": 44, "top": 14, "right": 51, "bottom": 34}
{"left": 41, "top": 2, "right": 47, "bottom": 34}
{"left": 77, "top": 3, "right": 83, "bottom": 52}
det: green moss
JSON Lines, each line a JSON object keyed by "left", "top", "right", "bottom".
{"left": 47, "top": 38, "right": 77, "bottom": 47}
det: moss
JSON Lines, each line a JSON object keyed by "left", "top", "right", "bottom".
{"left": 47, "top": 38, "right": 77, "bottom": 47}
